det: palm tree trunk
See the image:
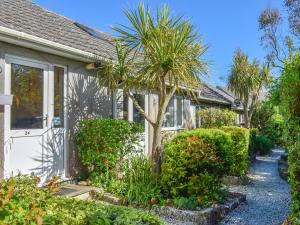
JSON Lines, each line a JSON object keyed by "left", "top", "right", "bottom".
{"left": 151, "top": 124, "right": 163, "bottom": 175}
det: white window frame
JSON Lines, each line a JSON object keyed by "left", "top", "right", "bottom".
{"left": 162, "top": 96, "right": 184, "bottom": 131}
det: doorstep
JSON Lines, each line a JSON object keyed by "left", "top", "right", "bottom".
{"left": 57, "top": 184, "right": 96, "bottom": 200}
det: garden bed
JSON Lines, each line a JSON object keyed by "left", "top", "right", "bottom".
{"left": 151, "top": 192, "right": 246, "bottom": 225}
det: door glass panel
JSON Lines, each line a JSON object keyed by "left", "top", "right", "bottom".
{"left": 11, "top": 64, "right": 44, "bottom": 129}
{"left": 53, "top": 67, "right": 64, "bottom": 128}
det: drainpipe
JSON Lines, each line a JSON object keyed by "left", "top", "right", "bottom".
{"left": 0, "top": 53, "right": 5, "bottom": 178}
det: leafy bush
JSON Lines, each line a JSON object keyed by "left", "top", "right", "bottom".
{"left": 249, "top": 128, "right": 273, "bottom": 156}
{"left": 76, "top": 118, "right": 160, "bottom": 207}
{"left": 256, "top": 135, "right": 273, "bottom": 155}
{"left": 75, "top": 118, "right": 141, "bottom": 189}
{"left": 252, "top": 101, "right": 285, "bottom": 147}
{"left": 0, "top": 175, "right": 163, "bottom": 225}
{"left": 221, "top": 126, "right": 250, "bottom": 176}
{"left": 249, "top": 128, "right": 259, "bottom": 157}
{"left": 272, "top": 54, "right": 300, "bottom": 223}
{"left": 173, "top": 196, "right": 198, "bottom": 210}
{"left": 123, "top": 155, "right": 162, "bottom": 206}
{"left": 198, "top": 108, "right": 237, "bottom": 128}
{"left": 160, "top": 129, "right": 233, "bottom": 206}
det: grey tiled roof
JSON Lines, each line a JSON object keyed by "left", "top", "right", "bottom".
{"left": 199, "top": 85, "right": 231, "bottom": 105}
{"left": 0, "top": 0, "right": 116, "bottom": 60}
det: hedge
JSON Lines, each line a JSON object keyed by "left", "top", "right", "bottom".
{"left": 220, "top": 126, "right": 250, "bottom": 176}
{"left": 160, "top": 128, "right": 233, "bottom": 206}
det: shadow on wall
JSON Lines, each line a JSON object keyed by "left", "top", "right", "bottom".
{"left": 183, "top": 99, "right": 195, "bottom": 130}
{"left": 31, "top": 73, "right": 113, "bottom": 180}
{"left": 67, "top": 73, "right": 112, "bottom": 178}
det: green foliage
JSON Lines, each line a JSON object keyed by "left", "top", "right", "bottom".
{"left": 0, "top": 175, "right": 164, "bottom": 225}
{"left": 160, "top": 129, "right": 233, "bottom": 206}
{"left": 76, "top": 118, "right": 161, "bottom": 207}
{"left": 123, "top": 156, "right": 162, "bottom": 206}
{"left": 173, "top": 196, "right": 198, "bottom": 210}
{"left": 274, "top": 54, "right": 300, "bottom": 223}
{"left": 75, "top": 118, "right": 141, "bottom": 187}
{"left": 221, "top": 126, "right": 250, "bottom": 176}
{"left": 252, "top": 101, "right": 285, "bottom": 147}
{"left": 256, "top": 135, "right": 273, "bottom": 155}
{"left": 227, "top": 49, "right": 272, "bottom": 128}
{"left": 197, "top": 108, "right": 237, "bottom": 128}
{"left": 248, "top": 128, "right": 273, "bottom": 156}
{"left": 249, "top": 128, "right": 259, "bottom": 157}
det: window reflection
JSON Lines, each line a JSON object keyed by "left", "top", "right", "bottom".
{"left": 54, "top": 67, "right": 64, "bottom": 127}
{"left": 11, "top": 64, "right": 44, "bottom": 129}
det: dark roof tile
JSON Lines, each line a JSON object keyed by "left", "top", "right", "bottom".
{"left": 0, "top": 0, "right": 116, "bottom": 60}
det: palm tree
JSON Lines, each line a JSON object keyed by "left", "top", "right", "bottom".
{"left": 98, "top": 3, "right": 208, "bottom": 173}
{"left": 228, "top": 49, "right": 272, "bottom": 128}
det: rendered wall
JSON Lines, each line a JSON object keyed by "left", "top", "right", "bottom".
{"left": 0, "top": 49, "right": 4, "bottom": 178}
{"left": 0, "top": 41, "right": 113, "bottom": 178}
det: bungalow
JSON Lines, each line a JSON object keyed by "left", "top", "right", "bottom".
{"left": 0, "top": 0, "right": 244, "bottom": 182}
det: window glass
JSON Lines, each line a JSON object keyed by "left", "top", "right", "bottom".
{"left": 53, "top": 67, "right": 64, "bottom": 127}
{"left": 133, "top": 94, "right": 145, "bottom": 132}
{"left": 164, "top": 97, "right": 175, "bottom": 127}
{"left": 11, "top": 64, "right": 44, "bottom": 129}
{"left": 176, "top": 97, "right": 183, "bottom": 126}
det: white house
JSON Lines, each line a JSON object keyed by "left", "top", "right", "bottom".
{"left": 0, "top": 0, "right": 244, "bottom": 182}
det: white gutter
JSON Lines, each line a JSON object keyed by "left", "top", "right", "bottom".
{"left": 0, "top": 26, "right": 111, "bottom": 63}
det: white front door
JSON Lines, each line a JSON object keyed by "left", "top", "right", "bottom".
{"left": 4, "top": 56, "right": 67, "bottom": 182}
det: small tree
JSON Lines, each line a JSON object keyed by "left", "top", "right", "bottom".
{"left": 227, "top": 49, "right": 272, "bottom": 128}
{"left": 98, "top": 4, "right": 208, "bottom": 173}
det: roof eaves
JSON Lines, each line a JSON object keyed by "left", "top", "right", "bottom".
{"left": 0, "top": 25, "right": 114, "bottom": 63}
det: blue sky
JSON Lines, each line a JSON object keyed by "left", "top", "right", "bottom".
{"left": 34, "top": 0, "right": 287, "bottom": 86}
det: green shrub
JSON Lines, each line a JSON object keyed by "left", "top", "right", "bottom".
{"left": 123, "top": 155, "right": 162, "bottom": 206}
{"left": 198, "top": 108, "right": 237, "bottom": 128}
{"left": 256, "top": 135, "right": 273, "bottom": 155}
{"left": 160, "top": 129, "right": 233, "bottom": 206}
{"left": 270, "top": 54, "right": 300, "bottom": 223}
{"left": 0, "top": 175, "right": 163, "bottom": 225}
{"left": 249, "top": 128, "right": 259, "bottom": 157}
{"left": 75, "top": 118, "right": 161, "bottom": 207}
{"left": 75, "top": 118, "right": 141, "bottom": 188}
{"left": 221, "top": 126, "right": 250, "bottom": 176}
{"left": 173, "top": 196, "right": 198, "bottom": 210}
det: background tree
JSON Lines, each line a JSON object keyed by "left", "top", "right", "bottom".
{"left": 258, "top": 2, "right": 300, "bottom": 69}
{"left": 98, "top": 4, "right": 208, "bottom": 173}
{"left": 227, "top": 49, "right": 272, "bottom": 128}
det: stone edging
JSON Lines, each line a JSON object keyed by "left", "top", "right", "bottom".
{"left": 151, "top": 192, "right": 246, "bottom": 225}
{"left": 278, "top": 153, "right": 288, "bottom": 181}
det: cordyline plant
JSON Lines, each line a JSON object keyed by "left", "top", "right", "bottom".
{"left": 228, "top": 49, "right": 272, "bottom": 128}
{"left": 97, "top": 3, "right": 208, "bottom": 174}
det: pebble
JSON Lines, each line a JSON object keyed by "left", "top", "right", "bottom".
{"left": 219, "top": 149, "right": 291, "bottom": 225}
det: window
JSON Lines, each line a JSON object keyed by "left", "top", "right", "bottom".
{"left": 11, "top": 64, "right": 44, "bottom": 129}
{"left": 53, "top": 67, "right": 64, "bottom": 127}
{"left": 164, "top": 97, "right": 175, "bottom": 127}
{"left": 163, "top": 96, "right": 183, "bottom": 128}
{"left": 132, "top": 94, "right": 145, "bottom": 124}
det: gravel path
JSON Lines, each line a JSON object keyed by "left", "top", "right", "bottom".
{"left": 219, "top": 149, "right": 291, "bottom": 225}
